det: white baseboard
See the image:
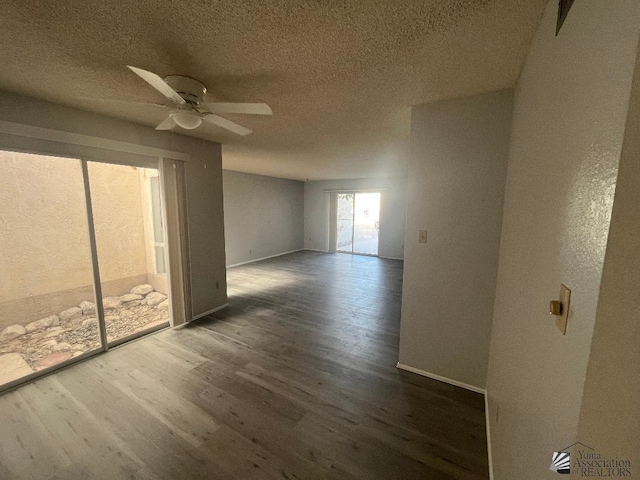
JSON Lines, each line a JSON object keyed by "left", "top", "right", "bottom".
{"left": 396, "top": 362, "right": 486, "bottom": 394}
{"left": 303, "top": 248, "right": 328, "bottom": 253}
{"left": 397, "top": 362, "right": 493, "bottom": 476}
{"left": 227, "top": 249, "right": 304, "bottom": 268}
{"left": 485, "top": 393, "right": 494, "bottom": 480}
{"left": 190, "top": 303, "right": 229, "bottom": 321}
{"left": 379, "top": 256, "right": 404, "bottom": 261}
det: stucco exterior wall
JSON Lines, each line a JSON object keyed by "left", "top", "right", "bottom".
{"left": 0, "top": 152, "right": 93, "bottom": 303}
{"left": 0, "top": 150, "right": 162, "bottom": 328}
{"left": 89, "top": 161, "right": 149, "bottom": 289}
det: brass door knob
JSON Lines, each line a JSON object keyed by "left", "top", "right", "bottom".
{"left": 549, "top": 300, "right": 563, "bottom": 316}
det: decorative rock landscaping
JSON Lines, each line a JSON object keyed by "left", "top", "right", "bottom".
{"left": 144, "top": 291, "right": 167, "bottom": 307}
{"left": 0, "top": 284, "right": 168, "bottom": 383}
{"left": 25, "top": 315, "right": 59, "bottom": 333}
{"left": 131, "top": 284, "right": 154, "bottom": 296}
{"left": 58, "top": 307, "right": 82, "bottom": 322}
{"left": 0, "top": 324, "right": 26, "bottom": 342}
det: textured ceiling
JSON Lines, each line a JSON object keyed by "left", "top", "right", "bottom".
{"left": 0, "top": 0, "right": 546, "bottom": 180}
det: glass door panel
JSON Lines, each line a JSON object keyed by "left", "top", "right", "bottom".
{"left": 353, "top": 193, "right": 380, "bottom": 255}
{"left": 0, "top": 151, "right": 101, "bottom": 388}
{"left": 87, "top": 162, "right": 170, "bottom": 345}
{"left": 336, "top": 193, "right": 354, "bottom": 253}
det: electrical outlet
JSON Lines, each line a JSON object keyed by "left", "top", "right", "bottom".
{"left": 419, "top": 230, "right": 428, "bottom": 244}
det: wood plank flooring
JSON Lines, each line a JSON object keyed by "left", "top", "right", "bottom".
{"left": 0, "top": 251, "right": 489, "bottom": 479}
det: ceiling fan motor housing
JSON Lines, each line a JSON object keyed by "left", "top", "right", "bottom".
{"left": 163, "top": 75, "right": 207, "bottom": 105}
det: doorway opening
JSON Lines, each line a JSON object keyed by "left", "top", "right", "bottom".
{"left": 336, "top": 192, "right": 381, "bottom": 256}
{"left": 0, "top": 150, "right": 173, "bottom": 390}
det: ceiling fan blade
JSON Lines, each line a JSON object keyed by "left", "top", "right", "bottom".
{"left": 127, "top": 66, "right": 186, "bottom": 105}
{"left": 204, "top": 114, "right": 252, "bottom": 136}
{"left": 202, "top": 102, "right": 272, "bottom": 115}
{"left": 155, "top": 116, "right": 176, "bottom": 130}
{"left": 79, "top": 97, "right": 167, "bottom": 108}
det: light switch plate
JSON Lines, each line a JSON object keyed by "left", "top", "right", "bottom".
{"left": 419, "top": 230, "right": 427, "bottom": 244}
{"left": 556, "top": 284, "right": 571, "bottom": 335}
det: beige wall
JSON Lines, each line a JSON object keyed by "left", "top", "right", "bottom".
{"left": 0, "top": 90, "right": 228, "bottom": 320}
{"left": 398, "top": 89, "right": 512, "bottom": 390}
{"left": 89, "top": 161, "right": 149, "bottom": 288}
{"left": 572, "top": 39, "right": 640, "bottom": 478}
{"left": 0, "top": 151, "right": 93, "bottom": 302}
{"left": 485, "top": 1, "right": 640, "bottom": 479}
{"left": 0, "top": 154, "right": 152, "bottom": 300}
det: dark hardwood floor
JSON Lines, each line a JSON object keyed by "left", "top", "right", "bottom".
{"left": 0, "top": 251, "right": 489, "bottom": 479}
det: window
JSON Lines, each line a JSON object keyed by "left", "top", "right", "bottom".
{"left": 149, "top": 175, "right": 166, "bottom": 275}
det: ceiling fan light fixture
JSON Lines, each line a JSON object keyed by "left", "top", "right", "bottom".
{"left": 170, "top": 111, "right": 203, "bottom": 130}
{"left": 127, "top": 67, "right": 266, "bottom": 135}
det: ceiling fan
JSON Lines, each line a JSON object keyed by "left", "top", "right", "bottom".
{"left": 127, "top": 66, "right": 272, "bottom": 135}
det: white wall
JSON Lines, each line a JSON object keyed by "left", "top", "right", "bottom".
{"left": 485, "top": 2, "right": 640, "bottom": 479}
{"left": 573, "top": 40, "right": 640, "bottom": 477}
{"left": 223, "top": 170, "right": 304, "bottom": 266}
{"left": 0, "top": 90, "right": 228, "bottom": 319}
{"left": 304, "top": 177, "right": 407, "bottom": 259}
{"left": 398, "top": 89, "right": 513, "bottom": 390}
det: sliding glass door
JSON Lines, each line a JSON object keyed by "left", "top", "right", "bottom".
{"left": 0, "top": 152, "right": 102, "bottom": 388}
{"left": 337, "top": 193, "right": 355, "bottom": 253}
{"left": 353, "top": 193, "right": 381, "bottom": 255}
{"left": 336, "top": 192, "right": 381, "bottom": 256}
{"left": 88, "top": 162, "right": 170, "bottom": 345}
{"left": 0, "top": 150, "right": 171, "bottom": 390}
